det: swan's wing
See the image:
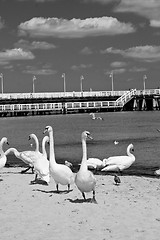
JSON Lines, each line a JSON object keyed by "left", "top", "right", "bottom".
{"left": 103, "top": 155, "right": 135, "bottom": 171}
{"left": 101, "top": 164, "right": 120, "bottom": 172}
{"left": 34, "top": 156, "right": 49, "bottom": 175}
{"left": 20, "top": 151, "right": 41, "bottom": 165}
{"left": 87, "top": 158, "right": 103, "bottom": 166}
{"left": 104, "top": 156, "right": 131, "bottom": 165}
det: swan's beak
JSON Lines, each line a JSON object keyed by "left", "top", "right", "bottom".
{"left": 87, "top": 134, "right": 93, "bottom": 140}
{"left": 43, "top": 129, "right": 47, "bottom": 134}
{"left": 43, "top": 126, "right": 48, "bottom": 134}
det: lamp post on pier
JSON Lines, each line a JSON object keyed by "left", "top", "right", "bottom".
{"left": 32, "top": 75, "right": 36, "bottom": 93}
{"left": 109, "top": 71, "right": 114, "bottom": 92}
{"left": 0, "top": 73, "right": 3, "bottom": 95}
{"left": 62, "top": 73, "right": 66, "bottom": 93}
{"left": 80, "top": 75, "right": 84, "bottom": 93}
{"left": 143, "top": 74, "right": 147, "bottom": 92}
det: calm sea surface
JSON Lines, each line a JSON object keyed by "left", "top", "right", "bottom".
{"left": 1, "top": 111, "right": 160, "bottom": 176}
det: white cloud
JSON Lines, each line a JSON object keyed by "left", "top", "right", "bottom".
{"left": 14, "top": 39, "right": 56, "bottom": 50}
{"left": 18, "top": 16, "right": 135, "bottom": 38}
{"left": 114, "top": 0, "right": 160, "bottom": 26}
{"left": 71, "top": 63, "right": 92, "bottom": 70}
{"left": 0, "top": 48, "right": 35, "bottom": 62}
{"left": 110, "top": 61, "right": 127, "bottom": 68}
{"left": 24, "top": 65, "right": 57, "bottom": 75}
{"left": 102, "top": 45, "right": 160, "bottom": 62}
{"left": 113, "top": 68, "right": 126, "bottom": 74}
{"left": 150, "top": 20, "right": 160, "bottom": 27}
{"left": 24, "top": 69, "right": 57, "bottom": 75}
{"left": 83, "top": 0, "right": 115, "bottom": 3}
{"left": 81, "top": 47, "right": 93, "bottom": 55}
{"left": 17, "top": 0, "right": 56, "bottom": 2}
{"left": 129, "top": 67, "right": 147, "bottom": 73}
{"left": 85, "top": 0, "right": 160, "bottom": 26}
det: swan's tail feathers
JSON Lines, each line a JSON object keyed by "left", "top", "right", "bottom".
{"left": 101, "top": 165, "right": 120, "bottom": 172}
{"left": 41, "top": 174, "right": 50, "bottom": 184}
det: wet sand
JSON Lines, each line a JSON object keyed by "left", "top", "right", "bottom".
{"left": 1, "top": 167, "right": 160, "bottom": 240}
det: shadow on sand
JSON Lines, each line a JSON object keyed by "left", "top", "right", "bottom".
{"left": 33, "top": 188, "right": 73, "bottom": 195}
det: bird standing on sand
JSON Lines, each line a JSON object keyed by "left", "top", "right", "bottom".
{"left": 75, "top": 131, "right": 97, "bottom": 203}
{"left": 44, "top": 125, "right": 75, "bottom": 193}
{"left": 114, "top": 174, "right": 121, "bottom": 185}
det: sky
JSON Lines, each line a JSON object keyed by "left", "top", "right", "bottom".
{"left": 0, "top": 0, "right": 160, "bottom": 93}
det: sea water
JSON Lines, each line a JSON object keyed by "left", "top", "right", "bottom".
{"left": 1, "top": 111, "right": 160, "bottom": 176}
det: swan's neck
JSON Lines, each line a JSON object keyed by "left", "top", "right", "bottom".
{"left": 42, "top": 138, "right": 47, "bottom": 158}
{"left": 5, "top": 148, "right": 19, "bottom": 157}
{"left": 127, "top": 147, "right": 134, "bottom": 158}
{"left": 0, "top": 140, "right": 4, "bottom": 155}
{"left": 48, "top": 130, "right": 56, "bottom": 165}
{"left": 80, "top": 137, "right": 88, "bottom": 171}
{"left": 33, "top": 135, "right": 39, "bottom": 152}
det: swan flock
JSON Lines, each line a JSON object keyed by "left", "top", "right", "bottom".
{"left": 0, "top": 125, "right": 136, "bottom": 202}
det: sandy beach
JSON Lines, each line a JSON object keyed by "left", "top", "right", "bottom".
{"left": 0, "top": 167, "right": 160, "bottom": 240}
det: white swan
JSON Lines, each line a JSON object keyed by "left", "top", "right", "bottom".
{"left": 0, "top": 137, "right": 9, "bottom": 170}
{"left": 101, "top": 143, "right": 135, "bottom": 173}
{"left": 75, "top": 131, "right": 97, "bottom": 202}
{"left": 86, "top": 158, "right": 105, "bottom": 170}
{"left": 89, "top": 113, "right": 103, "bottom": 120}
{"left": 44, "top": 125, "right": 74, "bottom": 192}
{"left": 5, "top": 134, "right": 50, "bottom": 184}
{"left": 5, "top": 133, "right": 39, "bottom": 174}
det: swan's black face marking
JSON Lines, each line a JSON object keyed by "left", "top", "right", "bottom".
{"left": 130, "top": 144, "right": 134, "bottom": 152}
{"left": 85, "top": 131, "right": 93, "bottom": 140}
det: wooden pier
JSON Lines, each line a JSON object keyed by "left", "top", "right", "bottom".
{"left": 0, "top": 89, "right": 160, "bottom": 117}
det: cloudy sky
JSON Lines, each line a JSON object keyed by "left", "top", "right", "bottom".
{"left": 0, "top": 0, "right": 160, "bottom": 93}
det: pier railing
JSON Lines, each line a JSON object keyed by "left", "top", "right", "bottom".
{"left": 0, "top": 90, "right": 133, "bottom": 99}
{"left": 116, "top": 89, "right": 137, "bottom": 106}
{"left": 0, "top": 89, "right": 160, "bottom": 100}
